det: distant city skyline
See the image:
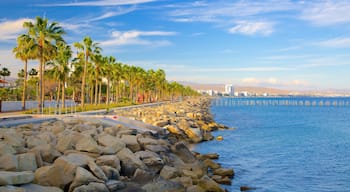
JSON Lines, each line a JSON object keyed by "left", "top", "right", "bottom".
{"left": 1, "top": 0, "right": 350, "bottom": 90}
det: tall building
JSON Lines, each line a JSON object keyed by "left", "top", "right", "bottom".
{"left": 225, "top": 84, "right": 234, "bottom": 96}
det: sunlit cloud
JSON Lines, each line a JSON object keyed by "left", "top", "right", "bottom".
{"left": 0, "top": 18, "right": 33, "bottom": 41}
{"left": 228, "top": 21, "right": 274, "bottom": 36}
{"left": 100, "top": 30, "right": 177, "bottom": 47}
{"left": 38, "top": 0, "right": 157, "bottom": 7}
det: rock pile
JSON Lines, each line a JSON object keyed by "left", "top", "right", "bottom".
{"left": 114, "top": 98, "right": 229, "bottom": 143}
{"left": 0, "top": 98, "right": 234, "bottom": 191}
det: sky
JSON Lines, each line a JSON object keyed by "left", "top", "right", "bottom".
{"left": 1, "top": 0, "right": 350, "bottom": 90}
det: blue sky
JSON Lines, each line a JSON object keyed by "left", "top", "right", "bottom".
{"left": 1, "top": 0, "right": 350, "bottom": 90}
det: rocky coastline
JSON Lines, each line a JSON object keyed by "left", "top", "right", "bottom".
{"left": 0, "top": 97, "right": 234, "bottom": 192}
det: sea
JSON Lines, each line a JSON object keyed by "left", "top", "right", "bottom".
{"left": 194, "top": 97, "right": 350, "bottom": 192}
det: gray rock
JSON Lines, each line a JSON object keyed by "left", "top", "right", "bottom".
{"left": 0, "top": 171, "right": 34, "bottom": 185}
{"left": 138, "top": 137, "right": 158, "bottom": 146}
{"left": 21, "top": 183, "right": 63, "bottom": 192}
{"left": 144, "top": 144, "right": 169, "bottom": 153}
{"left": 0, "top": 154, "right": 18, "bottom": 171}
{"left": 87, "top": 161, "right": 108, "bottom": 181}
{"left": 213, "top": 168, "right": 235, "bottom": 178}
{"left": 75, "top": 136, "right": 100, "bottom": 154}
{"left": 30, "top": 144, "right": 61, "bottom": 163}
{"left": 105, "top": 180, "right": 126, "bottom": 191}
{"left": 100, "top": 166, "right": 120, "bottom": 180}
{"left": 34, "top": 154, "right": 93, "bottom": 188}
{"left": 120, "top": 135, "right": 141, "bottom": 152}
{"left": 96, "top": 155, "right": 121, "bottom": 171}
{"left": 0, "top": 186, "right": 25, "bottom": 192}
{"left": 171, "top": 142, "right": 196, "bottom": 163}
{"left": 97, "top": 134, "right": 126, "bottom": 153}
{"left": 72, "top": 182, "right": 109, "bottom": 192}
{"left": 197, "top": 175, "right": 224, "bottom": 192}
{"left": 68, "top": 167, "right": 103, "bottom": 192}
{"left": 17, "top": 153, "right": 37, "bottom": 171}
{"left": 0, "top": 142, "right": 16, "bottom": 156}
{"left": 186, "top": 185, "right": 205, "bottom": 192}
{"left": 132, "top": 168, "right": 154, "bottom": 184}
{"left": 141, "top": 179, "right": 185, "bottom": 192}
{"left": 160, "top": 166, "right": 180, "bottom": 180}
{"left": 117, "top": 148, "right": 146, "bottom": 177}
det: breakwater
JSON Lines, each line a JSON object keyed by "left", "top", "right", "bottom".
{"left": 0, "top": 97, "right": 233, "bottom": 191}
{"left": 212, "top": 96, "right": 350, "bottom": 107}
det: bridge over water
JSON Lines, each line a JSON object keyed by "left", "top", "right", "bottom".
{"left": 212, "top": 97, "right": 350, "bottom": 107}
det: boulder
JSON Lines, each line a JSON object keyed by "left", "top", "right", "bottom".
{"left": 30, "top": 144, "right": 61, "bottom": 163}
{"left": 34, "top": 154, "right": 93, "bottom": 188}
{"left": 87, "top": 161, "right": 108, "bottom": 181}
{"left": 120, "top": 135, "right": 141, "bottom": 152}
{"left": 170, "top": 176, "right": 192, "bottom": 188}
{"left": 165, "top": 125, "right": 183, "bottom": 135}
{"left": 26, "top": 136, "right": 47, "bottom": 149}
{"left": 203, "top": 159, "right": 221, "bottom": 170}
{"left": 97, "top": 134, "right": 126, "bottom": 153}
{"left": 17, "top": 153, "right": 37, "bottom": 171}
{"left": 117, "top": 148, "right": 146, "bottom": 177}
{"left": 152, "top": 120, "right": 169, "bottom": 127}
{"left": 141, "top": 179, "right": 185, "bottom": 192}
{"left": 186, "top": 185, "right": 205, "bottom": 192}
{"left": 171, "top": 142, "right": 196, "bottom": 163}
{"left": 0, "top": 171, "right": 34, "bottom": 185}
{"left": 68, "top": 167, "right": 103, "bottom": 192}
{"left": 1, "top": 130, "right": 25, "bottom": 151}
{"left": 0, "top": 142, "right": 16, "bottom": 156}
{"left": 213, "top": 168, "right": 235, "bottom": 178}
{"left": 160, "top": 166, "right": 180, "bottom": 180}
{"left": 20, "top": 184, "right": 63, "bottom": 192}
{"left": 197, "top": 175, "right": 224, "bottom": 192}
{"left": 0, "top": 186, "right": 25, "bottom": 192}
{"left": 138, "top": 137, "right": 158, "bottom": 146}
{"left": 100, "top": 166, "right": 120, "bottom": 180}
{"left": 50, "top": 121, "right": 66, "bottom": 135}
{"left": 75, "top": 136, "right": 100, "bottom": 154}
{"left": 0, "top": 154, "right": 18, "bottom": 171}
{"left": 96, "top": 155, "right": 121, "bottom": 172}
{"left": 105, "top": 180, "right": 126, "bottom": 191}
{"left": 132, "top": 168, "right": 154, "bottom": 184}
{"left": 136, "top": 152, "right": 164, "bottom": 173}
{"left": 144, "top": 144, "right": 169, "bottom": 153}
{"left": 72, "top": 182, "right": 109, "bottom": 192}
{"left": 55, "top": 133, "right": 79, "bottom": 153}
{"left": 211, "top": 175, "right": 232, "bottom": 185}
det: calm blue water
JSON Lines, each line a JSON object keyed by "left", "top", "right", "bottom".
{"left": 194, "top": 97, "right": 350, "bottom": 192}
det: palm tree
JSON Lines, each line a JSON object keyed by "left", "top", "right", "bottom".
{"left": 49, "top": 42, "right": 72, "bottom": 107}
{"left": 0, "top": 67, "right": 11, "bottom": 80}
{"left": 74, "top": 36, "right": 101, "bottom": 108}
{"left": 13, "top": 34, "right": 35, "bottom": 110}
{"left": 91, "top": 54, "right": 104, "bottom": 105}
{"left": 23, "top": 16, "right": 65, "bottom": 113}
{"left": 105, "top": 56, "right": 116, "bottom": 106}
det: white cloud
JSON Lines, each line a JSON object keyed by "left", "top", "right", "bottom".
{"left": 228, "top": 21, "right": 274, "bottom": 36}
{"left": 88, "top": 6, "right": 137, "bottom": 22}
{"left": 100, "top": 30, "right": 177, "bottom": 47}
{"left": 0, "top": 18, "right": 33, "bottom": 41}
{"left": 316, "top": 37, "right": 350, "bottom": 48}
{"left": 39, "top": 0, "right": 157, "bottom": 7}
{"left": 300, "top": 1, "right": 350, "bottom": 26}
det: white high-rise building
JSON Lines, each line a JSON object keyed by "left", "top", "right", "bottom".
{"left": 225, "top": 84, "right": 234, "bottom": 96}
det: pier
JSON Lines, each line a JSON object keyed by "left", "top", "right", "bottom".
{"left": 212, "top": 97, "right": 350, "bottom": 107}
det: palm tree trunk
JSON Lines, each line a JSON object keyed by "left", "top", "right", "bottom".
{"left": 62, "top": 77, "right": 66, "bottom": 108}
{"left": 94, "top": 77, "right": 98, "bottom": 105}
{"left": 107, "top": 76, "right": 110, "bottom": 106}
{"left": 22, "top": 60, "right": 28, "bottom": 110}
{"left": 56, "top": 82, "right": 61, "bottom": 108}
{"left": 38, "top": 57, "right": 43, "bottom": 113}
{"left": 98, "top": 82, "right": 102, "bottom": 104}
{"left": 81, "top": 56, "right": 88, "bottom": 108}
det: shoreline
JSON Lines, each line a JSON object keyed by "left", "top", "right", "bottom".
{"left": 0, "top": 97, "right": 234, "bottom": 191}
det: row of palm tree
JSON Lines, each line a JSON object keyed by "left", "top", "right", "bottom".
{"left": 12, "top": 16, "right": 198, "bottom": 113}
